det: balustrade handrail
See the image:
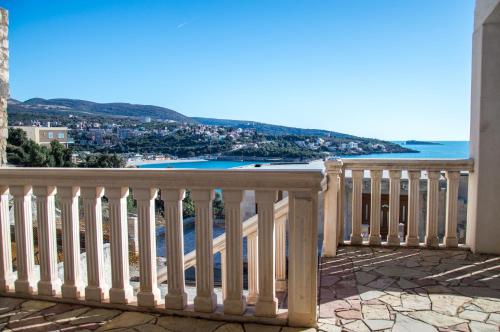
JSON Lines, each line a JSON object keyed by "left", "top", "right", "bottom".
{"left": 0, "top": 167, "right": 325, "bottom": 191}
{"left": 339, "top": 158, "right": 474, "bottom": 171}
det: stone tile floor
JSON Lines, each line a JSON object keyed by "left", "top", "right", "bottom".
{"left": 319, "top": 246, "right": 500, "bottom": 331}
{"left": 0, "top": 246, "right": 499, "bottom": 331}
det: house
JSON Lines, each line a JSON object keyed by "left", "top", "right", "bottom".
{"left": 12, "top": 126, "right": 70, "bottom": 147}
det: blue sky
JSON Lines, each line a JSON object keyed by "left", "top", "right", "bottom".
{"left": 1, "top": 0, "right": 474, "bottom": 140}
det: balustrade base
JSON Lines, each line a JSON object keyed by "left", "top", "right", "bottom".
{"left": 350, "top": 235, "right": 363, "bottom": 245}
{"left": 37, "top": 279, "right": 62, "bottom": 296}
{"left": 386, "top": 235, "right": 401, "bottom": 246}
{"left": 405, "top": 236, "right": 420, "bottom": 247}
{"left": 445, "top": 237, "right": 459, "bottom": 248}
{"left": 223, "top": 297, "right": 247, "bottom": 315}
{"left": 194, "top": 292, "right": 217, "bottom": 313}
{"left": 0, "top": 278, "right": 14, "bottom": 293}
{"left": 61, "top": 284, "right": 84, "bottom": 299}
{"left": 109, "top": 286, "right": 135, "bottom": 304}
{"left": 368, "top": 235, "right": 382, "bottom": 246}
{"left": 165, "top": 292, "right": 188, "bottom": 310}
{"left": 85, "top": 285, "right": 109, "bottom": 302}
{"left": 14, "top": 279, "right": 36, "bottom": 295}
{"left": 137, "top": 289, "right": 161, "bottom": 307}
{"left": 425, "top": 236, "right": 440, "bottom": 248}
{"left": 255, "top": 298, "right": 278, "bottom": 317}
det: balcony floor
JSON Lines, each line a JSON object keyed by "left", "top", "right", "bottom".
{"left": 319, "top": 246, "right": 500, "bottom": 331}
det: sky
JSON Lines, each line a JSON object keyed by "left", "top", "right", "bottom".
{"left": 0, "top": 0, "right": 474, "bottom": 140}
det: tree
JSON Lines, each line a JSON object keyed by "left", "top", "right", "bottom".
{"left": 79, "top": 153, "right": 126, "bottom": 168}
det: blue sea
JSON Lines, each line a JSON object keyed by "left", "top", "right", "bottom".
{"left": 346, "top": 141, "right": 469, "bottom": 159}
{"left": 139, "top": 160, "right": 258, "bottom": 169}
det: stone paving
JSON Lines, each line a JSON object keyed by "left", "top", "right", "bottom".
{"left": 318, "top": 246, "right": 500, "bottom": 332}
{"left": 0, "top": 246, "right": 499, "bottom": 331}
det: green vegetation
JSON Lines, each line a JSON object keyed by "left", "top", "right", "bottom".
{"left": 6, "top": 128, "right": 125, "bottom": 168}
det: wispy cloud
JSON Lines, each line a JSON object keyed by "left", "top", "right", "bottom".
{"left": 177, "top": 18, "right": 197, "bottom": 29}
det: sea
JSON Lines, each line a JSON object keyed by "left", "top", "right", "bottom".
{"left": 140, "top": 141, "right": 469, "bottom": 280}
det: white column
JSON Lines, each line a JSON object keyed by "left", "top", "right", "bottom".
{"left": 387, "top": 170, "right": 401, "bottom": 246}
{"left": 59, "top": 186, "right": 84, "bottom": 299}
{"left": 406, "top": 170, "right": 421, "bottom": 246}
{"left": 107, "top": 187, "right": 134, "bottom": 304}
{"left": 323, "top": 161, "right": 341, "bottom": 256}
{"left": 11, "top": 185, "right": 36, "bottom": 294}
{"left": 350, "top": 170, "right": 363, "bottom": 245}
{"left": 288, "top": 190, "right": 318, "bottom": 327}
{"left": 81, "top": 186, "right": 108, "bottom": 302}
{"left": 246, "top": 232, "right": 258, "bottom": 305}
{"left": 222, "top": 190, "right": 246, "bottom": 315}
{"left": 445, "top": 171, "right": 460, "bottom": 247}
{"left": 275, "top": 214, "right": 287, "bottom": 291}
{"left": 220, "top": 248, "right": 227, "bottom": 300}
{"left": 134, "top": 187, "right": 161, "bottom": 307}
{"left": 162, "top": 188, "right": 188, "bottom": 310}
{"left": 467, "top": 0, "right": 500, "bottom": 254}
{"left": 0, "top": 186, "right": 14, "bottom": 292}
{"left": 255, "top": 190, "right": 278, "bottom": 317}
{"left": 337, "top": 172, "right": 345, "bottom": 244}
{"left": 369, "top": 170, "right": 382, "bottom": 245}
{"left": 191, "top": 189, "right": 217, "bottom": 313}
{"left": 34, "top": 186, "right": 62, "bottom": 296}
{"left": 425, "top": 171, "right": 440, "bottom": 247}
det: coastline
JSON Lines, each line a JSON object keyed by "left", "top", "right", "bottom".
{"left": 127, "top": 158, "right": 207, "bottom": 167}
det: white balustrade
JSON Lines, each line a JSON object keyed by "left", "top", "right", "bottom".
{"left": 11, "top": 185, "right": 36, "bottom": 294}
{"left": 134, "top": 187, "right": 161, "bottom": 307}
{"left": 388, "top": 170, "right": 401, "bottom": 246}
{"left": 0, "top": 167, "right": 322, "bottom": 327}
{"left": 222, "top": 190, "right": 246, "bottom": 315}
{"left": 59, "top": 186, "right": 84, "bottom": 299}
{"left": 425, "top": 171, "right": 440, "bottom": 247}
{"left": 107, "top": 187, "right": 134, "bottom": 304}
{"left": 33, "top": 186, "right": 61, "bottom": 296}
{"left": 325, "top": 159, "right": 473, "bottom": 251}
{"left": 406, "top": 170, "right": 421, "bottom": 246}
{"left": 0, "top": 186, "right": 13, "bottom": 292}
{"left": 192, "top": 189, "right": 217, "bottom": 313}
{"left": 255, "top": 190, "right": 278, "bottom": 317}
{"left": 81, "top": 186, "right": 108, "bottom": 302}
{"left": 162, "top": 188, "right": 188, "bottom": 310}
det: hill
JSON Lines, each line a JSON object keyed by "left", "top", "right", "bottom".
{"left": 193, "top": 117, "right": 354, "bottom": 138}
{"left": 8, "top": 98, "right": 195, "bottom": 123}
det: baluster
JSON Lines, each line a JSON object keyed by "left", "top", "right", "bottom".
{"left": 59, "top": 187, "right": 84, "bottom": 299}
{"left": 324, "top": 161, "right": 341, "bottom": 256}
{"left": 107, "top": 187, "right": 134, "bottom": 304}
{"left": 288, "top": 190, "right": 318, "bottom": 327}
{"left": 275, "top": 213, "right": 287, "bottom": 291}
{"left": 406, "top": 170, "right": 421, "bottom": 246}
{"left": 134, "top": 187, "right": 161, "bottom": 307}
{"left": 337, "top": 171, "right": 345, "bottom": 244}
{"left": 444, "top": 171, "right": 460, "bottom": 247}
{"left": 425, "top": 171, "right": 441, "bottom": 247}
{"left": 81, "top": 186, "right": 108, "bottom": 302}
{"left": 369, "top": 170, "right": 382, "bottom": 245}
{"left": 222, "top": 190, "right": 246, "bottom": 315}
{"left": 255, "top": 190, "right": 278, "bottom": 317}
{"left": 350, "top": 170, "right": 363, "bottom": 245}
{"left": 0, "top": 186, "right": 14, "bottom": 292}
{"left": 11, "top": 185, "right": 36, "bottom": 294}
{"left": 34, "top": 186, "right": 61, "bottom": 296}
{"left": 221, "top": 248, "right": 227, "bottom": 300}
{"left": 162, "top": 188, "right": 187, "bottom": 310}
{"left": 191, "top": 189, "right": 217, "bottom": 312}
{"left": 387, "top": 170, "right": 401, "bottom": 245}
{"left": 246, "top": 232, "right": 258, "bottom": 305}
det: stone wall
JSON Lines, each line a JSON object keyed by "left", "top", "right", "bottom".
{"left": 0, "top": 8, "right": 8, "bottom": 166}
